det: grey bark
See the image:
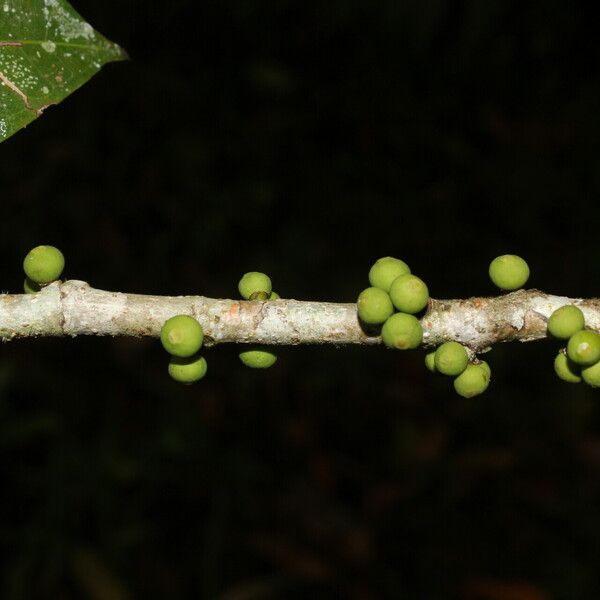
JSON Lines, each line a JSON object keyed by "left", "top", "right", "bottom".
{"left": 1, "top": 280, "right": 599, "bottom": 351}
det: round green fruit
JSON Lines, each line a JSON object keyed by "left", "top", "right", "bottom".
{"left": 168, "top": 354, "right": 207, "bottom": 384}
{"left": 357, "top": 287, "right": 394, "bottom": 325}
{"left": 567, "top": 330, "right": 600, "bottom": 366}
{"left": 547, "top": 305, "right": 585, "bottom": 339}
{"left": 581, "top": 360, "right": 600, "bottom": 388}
{"left": 425, "top": 351, "right": 436, "bottom": 372}
{"left": 389, "top": 274, "right": 429, "bottom": 314}
{"left": 488, "top": 254, "right": 530, "bottom": 291}
{"left": 554, "top": 351, "right": 582, "bottom": 383}
{"left": 24, "top": 277, "right": 41, "bottom": 294}
{"left": 381, "top": 313, "right": 422, "bottom": 350}
{"left": 368, "top": 256, "right": 411, "bottom": 292}
{"left": 160, "top": 315, "right": 204, "bottom": 358}
{"left": 238, "top": 272, "right": 272, "bottom": 300}
{"left": 269, "top": 291, "right": 281, "bottom": 300}
{"left": 434, "top": 341, "right": 469, "bottom": 376}
{"left": 239, "top": 347, "right": 277, "bottom": 368}
{"left": 23, "top": 245, "right": 65, "bottom": 285}
{"left": 453, "top": 364, "right": 490, "bottom": 398}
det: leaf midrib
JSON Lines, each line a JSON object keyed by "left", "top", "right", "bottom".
{"left": 0, "top": 39, "right": 122, "bottom": 52}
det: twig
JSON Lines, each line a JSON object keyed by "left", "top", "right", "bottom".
{"left": 1, "top": 280, "right": 599, "bottom": 351}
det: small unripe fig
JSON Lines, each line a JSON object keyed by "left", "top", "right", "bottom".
{"left": 434, "top": 341, "right": 469, "bottom": 376}
{"left": 381, "top": 313, "right": 422, "bottom": 350}
{"left": 488, "top": 254, "right": 529, "bottom": 290}
{"left": 238, "top": 272, "right": 272, "bottom": 300}
{"left": 567, "top": 330, "right": 600, "bottom": 366}
{"left": 23, "top": 245, "right": 65, "bottom": 284}
{"left": 581, "top": 360, "right": 600, "bottom": 388}
{"left": 368, "top": 256, "right": 411, "bottom": 292}
{"left": 168, "top": 354, "right": 208, "bottom": 384}
{"left": 547, "top": 305, "right": 585, "bottom": 339}
{"left": 554, "top": 351, "right": 582, "bottom": 383}
{"left": 389, "top": 274, "right": 429, "bottom": 314}
{"left": 357, "top": 287, "right": 394, "bottom": 325}
{"left": 453, "top": 364, "right": 490, "bottom": 398}
{"left": 160, "top": 315, "right": 204, "bottom": 358}
{"left": 250, "top": 291, "right": 270, "bottom": 301}
{"left": 239, "top": 347, "right": 277, "bottom": 368}
{"left": 425, "top": 351, "right": 436, "bottom": 372}
{"left": 24, "top": 277, "right": 41, "bottom": 294}
{"left": 269, "top": 291, "right": 281, "bottom": 300}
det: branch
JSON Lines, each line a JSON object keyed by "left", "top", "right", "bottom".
{"left": 1, "top": 280, "right": 599, "bottom": 351}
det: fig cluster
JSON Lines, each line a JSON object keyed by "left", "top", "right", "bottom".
{"left": 356, "top": 255, "right": 537, "bottom": 398}
{"left": 426, "top": 342, "right": 490, "bottom": 398}
{"left": 237, "top": 271, "right": 278, "bottom": 369}
{"left": 160, "top": 314, "right": 207, "bottom": 384}
{"left": 426, "top": 253, "right": 532, "bottom": 397}
{"left": 357, "top": 256, "right": 428, "bottom": 350}
{"left": 423, "top": 253, "right": 529, "bottom": 396}
{"left": 548, "top": 305, "right": 600, "bottom": 387}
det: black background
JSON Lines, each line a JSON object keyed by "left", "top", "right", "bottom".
{"left": 1, "top": 1, "right": 600, "bottom": 598}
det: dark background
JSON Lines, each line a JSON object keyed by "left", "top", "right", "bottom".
{"left": 1, "top": 1, "right": 600, "bottom": 598}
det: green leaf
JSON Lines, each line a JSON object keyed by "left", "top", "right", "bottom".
{"left": 0, "top": 0, "right": 126, "bottom": 143}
